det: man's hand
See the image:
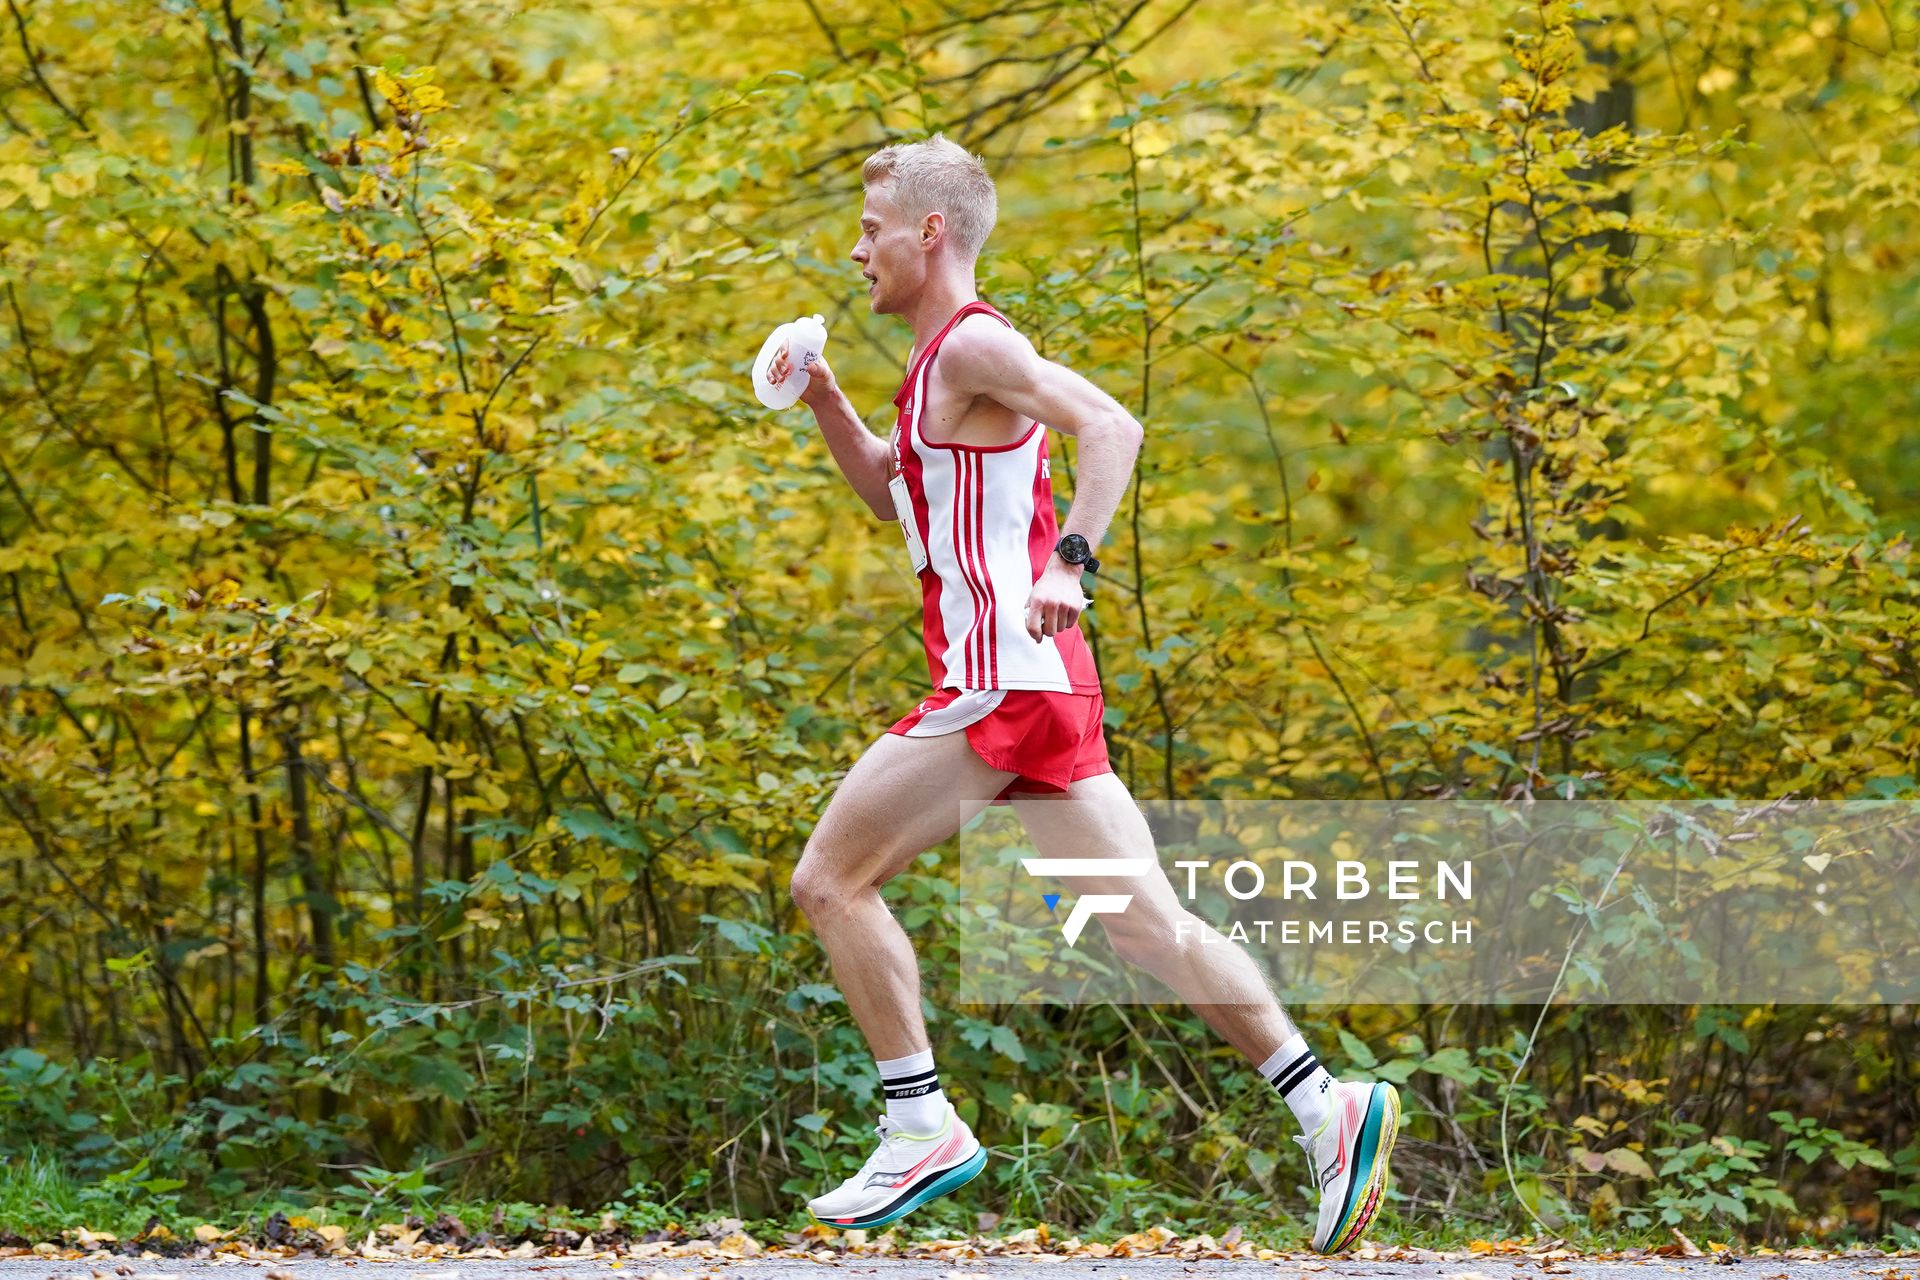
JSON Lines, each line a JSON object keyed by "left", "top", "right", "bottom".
{"left": 771, "top": 338, "right": 892, "bottom": 518}
{"left": 768, "top": 340, "right": 838, "bottom": 411}
{"left": 1025, "top": 558, "right": 1092, "bottom": 641}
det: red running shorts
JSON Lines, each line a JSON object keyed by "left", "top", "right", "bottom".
{"left": 888, "top": 687, "right": 1112, "bottom": 804}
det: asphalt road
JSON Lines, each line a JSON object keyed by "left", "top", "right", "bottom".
{"left": 3, "top": 1254, "right": 1916, "bottom": 1280}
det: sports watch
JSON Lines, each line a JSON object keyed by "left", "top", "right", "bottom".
{"left": 1055, "top": 533, "right": 1100, "bottom": 576}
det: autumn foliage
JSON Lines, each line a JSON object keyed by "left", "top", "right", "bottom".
{"left": 1, "top": 0, "right": 1916, "bottom": 1246}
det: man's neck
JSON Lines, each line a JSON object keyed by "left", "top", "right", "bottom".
{"left": 905, "top": 276, "right": 980, "bottom": 354}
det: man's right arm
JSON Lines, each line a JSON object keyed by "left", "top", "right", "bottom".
{"left": 773, "top": 346, "right": 894, "bottom": 520}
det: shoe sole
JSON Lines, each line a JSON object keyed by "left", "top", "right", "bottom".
{"left": 1319, "top": 1082, "right": 1401, "bottom": 1255}
{"left": 811, "top": 1145, "right": 988, "bottom": 1230}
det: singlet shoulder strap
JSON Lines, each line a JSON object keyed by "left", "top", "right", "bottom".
{"left": 910, "top": 302, "right": 1041, "bottom": 452}
{"left": 892, "top": 300, "right": 1011, "bottom": 408}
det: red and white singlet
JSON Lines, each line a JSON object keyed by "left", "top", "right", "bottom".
{"left": 886, "top": 300, "right": 1102, "bottom": 696}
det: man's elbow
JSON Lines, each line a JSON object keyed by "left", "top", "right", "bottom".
{"left": 1067, "top": 412, "right": 1142, "bottom": 444}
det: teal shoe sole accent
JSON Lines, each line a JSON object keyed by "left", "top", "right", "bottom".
{"left": 815, "top": 1146, "right": 988, "bottom": 1230}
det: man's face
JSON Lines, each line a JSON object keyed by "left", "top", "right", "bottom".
{"left": 852, "top": 182, "right": 924, "bottom": 316}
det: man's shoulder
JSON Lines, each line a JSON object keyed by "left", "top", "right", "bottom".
{"left": 939, "top": 311, "right": 1033, "bottom": 390}
{"left": 946, "top": 307, "right": 1022, "bottom": 347}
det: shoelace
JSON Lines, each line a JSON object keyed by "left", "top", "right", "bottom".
{"left": 1293, "top": 1133, "right": 1322, "bottom": 1190}
{"left": 856, "top": 1116, "right": 903, "bottom": 1176}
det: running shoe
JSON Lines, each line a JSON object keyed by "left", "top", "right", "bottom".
{"left": 806, "top": 1103, "right": 987, "bottom": 1230}
{"left": 1294, "top": 1078, "right": 1401, "bottom": 1253}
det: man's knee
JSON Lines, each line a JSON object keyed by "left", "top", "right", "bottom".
{"left": 789, "top": 850, "right": 840, "bottom": 920}
{"left": 789, "top": 834, "right": 887, "bottom": 920}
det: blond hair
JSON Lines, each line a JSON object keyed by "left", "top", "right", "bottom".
{"left": 861, "top": 132, "right": 998, "bottom": 263}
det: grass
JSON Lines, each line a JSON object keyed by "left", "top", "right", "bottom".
{"left": 0, "top": 1147, "right": 150, "bottom": 1244}
{"left": 2, "top": 1150, "right": 1912, "bottom": 1257}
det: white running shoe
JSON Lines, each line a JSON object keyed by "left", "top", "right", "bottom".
{"left": 806, "top": 1103, "right": 987, "bottom": 1230}
{"left": 1294, "top": 1078, "right": 1401, "bottom": 1253}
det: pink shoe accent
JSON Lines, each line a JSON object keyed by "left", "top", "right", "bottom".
{"left": 888, "top": 1129, "right": 963, "bottom": 1188}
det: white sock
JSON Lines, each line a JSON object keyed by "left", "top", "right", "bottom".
{"left": 1259, "top": 1033, "right": 1334, "bottom": 1135}
{"left": 876, "top": 1047, "right": 948, "bottom": 1135}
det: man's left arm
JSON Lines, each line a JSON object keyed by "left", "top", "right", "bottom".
{"left": 941, "top": 322, "right": 1144, "bottom": 641}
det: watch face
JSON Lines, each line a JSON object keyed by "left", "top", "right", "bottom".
{"left": 1059, "top": 534, "right": 1089, "bottom": 562}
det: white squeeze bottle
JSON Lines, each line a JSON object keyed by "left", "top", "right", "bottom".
{"left": 751, "top": 313, "right": 830, "bottom": 410}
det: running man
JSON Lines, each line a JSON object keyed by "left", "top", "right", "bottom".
{"left": 766, "top": 133, "right": 1399, "bottom": 1253}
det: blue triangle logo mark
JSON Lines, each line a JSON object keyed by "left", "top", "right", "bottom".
{"left": 1043, "top": 893, "right": 1061, "bottom": 913}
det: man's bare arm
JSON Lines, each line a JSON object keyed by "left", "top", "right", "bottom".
{"left": 939, "top": 319, "right": 1144, "bottom": 639}
{"left": 770, "top": 344, "right": 893, "bottom": 520}
{"left": 940, "top": 319, "right": 1143, "bottom": 547}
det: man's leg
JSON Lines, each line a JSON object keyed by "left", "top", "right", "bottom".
{"left": 791, "top": 728, "right": 1011, "bottom": 1229}
{"left": 1010, "top": 771, "right": 1402, "bottom": 1254}
{"left": 1009, "top": 772, "right": 1295, "bottom": 1059}
{"left": 790, "top": 728, "right": 1015, "bottom": 1060}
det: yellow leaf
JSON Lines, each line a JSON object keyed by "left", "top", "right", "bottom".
{"left": 1603, "top": 1147, "right": 1654, "bottom": 1178}
{"left": 51, "top": 167, "right": 96, "bottom": 197}
{"left": 1696, "top": 65, "right": 1737, "bottom": 95}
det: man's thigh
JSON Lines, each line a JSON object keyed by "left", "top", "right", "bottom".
{"left": 805, "top": 728, "right": 1017, "bottom": 889}
{"left": 1009, "top": 771, "right": 1185, "bottom": 915}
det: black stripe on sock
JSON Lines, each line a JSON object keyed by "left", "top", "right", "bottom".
{"left": 881, "top": 1067, "right": 938, "bottom": 1088}
{"left": 1263, "top": 1049, "right": 1309, "bottom": 1085}
{"left": 1271, "top": 1054, "right": 1320, "bottom": 1098}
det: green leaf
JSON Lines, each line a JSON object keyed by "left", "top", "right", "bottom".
{"left": 1336, "top": 1028, "right": 1378, "bottom": 1069}
{"left": 1419, "top": 1046, "right": 1478, "bottom": 1083}
{"left": 105, "top": 948, "right": 153, "bottom": 975}
{"left": 704, "top": 914, "right": 771, "bottom": 955}
{"left": 1371, "top": 1058, "right": 1419, "bottom": 1084}
{"left": 988, "top": 1024, "right": 1027, "bottom": 1064}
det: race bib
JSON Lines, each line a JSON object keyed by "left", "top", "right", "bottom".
{"left": 888, "top": 472, "right": 929, "bottom": 574}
